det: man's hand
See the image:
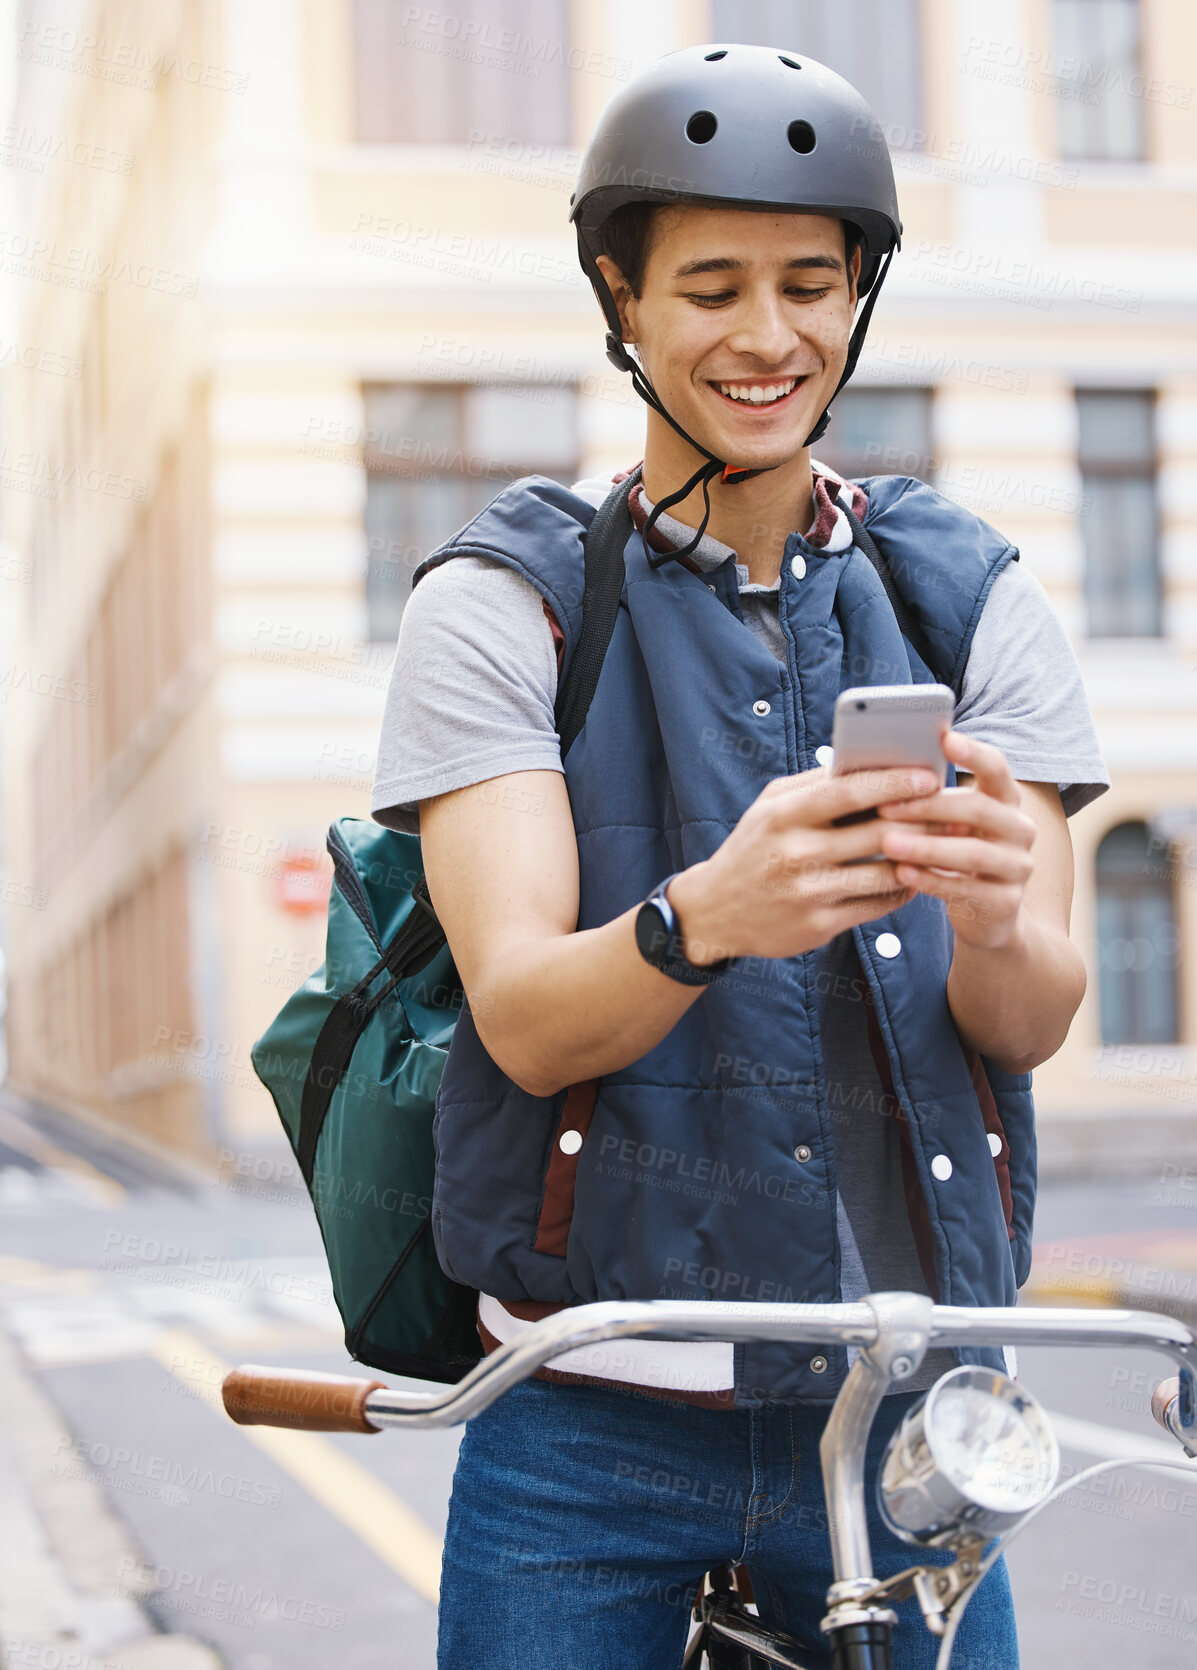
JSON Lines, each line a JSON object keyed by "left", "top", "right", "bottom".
{"left": 872, "top": 730, "right": 1085, "bottom": 1072}
{"left": 667, "top": 763, "right": 939, "bottom": 965}
{"left": 874, "top": 731, "right": 1037, "bottom": 951}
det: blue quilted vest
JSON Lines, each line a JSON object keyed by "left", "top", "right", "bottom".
{"left": 414, "top": 473, "right": 1035, "bottom": 1406}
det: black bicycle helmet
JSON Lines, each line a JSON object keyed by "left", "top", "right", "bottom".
{"left": 569, "top": 43, "right": 902, "bottom": 558}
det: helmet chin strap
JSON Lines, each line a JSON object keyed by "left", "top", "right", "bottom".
{"left": 601, "top": 244, "right": 895, "bottom": 569}
{"left": 604, "top": 331, "right": 756, "bottom": 568}
{"left": 803, "top": 245, "right": 895, "bottom": 447}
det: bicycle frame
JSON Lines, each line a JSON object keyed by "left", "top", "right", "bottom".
{"left": 224, "top": 1292, "right": 1197, "bottom": 1670}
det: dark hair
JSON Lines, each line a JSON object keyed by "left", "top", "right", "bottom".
{"left": 593, "top": 201, "right": 660, "bottom": 295}
{"left": 594, "top": 200, "right": 863, "bottom": 297}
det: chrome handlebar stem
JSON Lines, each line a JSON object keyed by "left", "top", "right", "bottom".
{"left": 821, "top": 1292, "right": 937, "bottom": 1616}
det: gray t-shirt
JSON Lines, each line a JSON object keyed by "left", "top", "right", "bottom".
{"left": 373, "top": 479, "right": 1110, "bottom": 829}
{"left": 372, "top": 473, "right": 1110, "bottom": 1388}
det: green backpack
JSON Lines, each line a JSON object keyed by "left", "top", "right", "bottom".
{"left": 251, "top": 473, "right": 638, "bottom": 1383}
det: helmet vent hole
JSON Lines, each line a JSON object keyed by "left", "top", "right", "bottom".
{"left": 686, "top": 110, "right": 718, "bottom": 144}
{"left": 778, "top": 54, "right": 801, "bottom": 69}
{"left": 787, "top": 120, "right": 816, "bottom": 154}
{"left": 704, "top": 49, "right": 728, "bottom": 62}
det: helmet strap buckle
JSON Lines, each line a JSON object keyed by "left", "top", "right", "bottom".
{"left": 605, "top": 331, "right": 635, "bottom": 374}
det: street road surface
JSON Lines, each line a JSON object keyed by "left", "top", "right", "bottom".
{"left": 0, "top": 1094, "right": 1194, "bottom": 1669}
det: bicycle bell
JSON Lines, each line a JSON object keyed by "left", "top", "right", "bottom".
{"left": 878, "top": 1365, "right": 1060, "bottom": 1547}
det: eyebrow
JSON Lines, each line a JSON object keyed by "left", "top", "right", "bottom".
{"left": 673, "top": 253, "right": 845, "bottom": 279}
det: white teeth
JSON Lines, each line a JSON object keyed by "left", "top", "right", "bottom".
{"left": 718, "top": 379, "right": 797, "bottom": 404}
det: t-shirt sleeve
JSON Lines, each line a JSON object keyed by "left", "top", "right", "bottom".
{"left": 953, "top": 560, "right": 1110, "bottom": 817}
{"left": 370, "top": 555, "right": 563, "bottom": 834}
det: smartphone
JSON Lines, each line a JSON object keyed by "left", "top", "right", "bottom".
{"left": 828, "top": 684, "right": 954, "bottom": 848}
{"left": 830, "top": 684, "right": 955, "bottom": 784}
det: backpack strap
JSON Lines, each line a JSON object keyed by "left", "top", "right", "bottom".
{"left": 297, "top": 866, "right": 447, "bottom": 1189}
{"left": 330, "top": 476, "right": 639, "bottom": 1016}
{"left": 839, "top": 501, "right": 951, "bottom": 695}
{"left": 554, "top": 465, "right": 641, "bottom": 759}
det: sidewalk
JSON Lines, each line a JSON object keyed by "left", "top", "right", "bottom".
{"left": 0, "top": 1328, "right": 222, "bottom": 1670}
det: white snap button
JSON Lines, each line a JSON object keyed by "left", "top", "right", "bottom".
{"left": 558, "top": 1129, "right": 583, "bottom": 1156}
{"left": 707, "top": 583, "right": 716, "bottom": 592}
{"left": 875, "top": 932, "right": 902, "bottom": 959}
{"left": 815, "top": 744, "right": 834, "bottom": 768}
{"left": 931, "top": 1154, "right": 953, "bottom": 1181}
{"left": 810, "top": 1355, "right": 828, "bottom": 1374}
{"left": 987, "top": 1131, "right": 1002, "bottom": 1158}
{"left": 794, "top": 1144, "right": 812, "bottom": 1163}
{"left": 752, "top": 699, "right": 771, "bottom": 717}
{"left": 791, "top": 553, "right": 806, "bottom": 580}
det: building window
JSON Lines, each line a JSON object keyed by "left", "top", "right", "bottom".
{"left": 1052, "top": 0, "right": 1145, "bottom": 161}
{"left": 816, "top": 388, "right": 934, "bottom": 483}
{"left": 352, "top": 0, "right": 572, "bottom": 144}
{"left": 1095, "top": 821, "right": 1179, "bottom": 1044}
{"left": 363, "top": 382, "right": 579, "bottom": 642}
{"left": 710, "top": 0, "right": 924, "bottom": 148}
{"left": 1077, "top": 389, "right": 1159, "bottom": 637}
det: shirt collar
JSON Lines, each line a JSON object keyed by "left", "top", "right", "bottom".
{"left": 627, "top": 469, "right": 866, "bottom": 590}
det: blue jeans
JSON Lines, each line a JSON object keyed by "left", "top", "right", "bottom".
{"left": 438, "top": 1376, "right": 1018, "bottom": 1668}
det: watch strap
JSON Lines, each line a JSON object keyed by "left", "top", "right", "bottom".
{"left": 636, "top": 872, "right": 733, "bottom": 986}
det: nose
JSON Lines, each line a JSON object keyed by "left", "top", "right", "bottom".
{"left": 723, "top": 283, "right": 798, "bottom": 368}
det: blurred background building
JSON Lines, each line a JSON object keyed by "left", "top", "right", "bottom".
{"left": 2, "top": 0, "right": 1196, "bottom": 1175}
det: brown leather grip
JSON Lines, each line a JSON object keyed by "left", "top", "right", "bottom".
{"left": 1151, "top": 1376, "right": 1180, "bottom": 1433}
{"left": 222, "top": 1365, "right": 385, "bottom": 1432}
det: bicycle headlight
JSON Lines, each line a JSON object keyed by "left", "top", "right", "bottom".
{"left": 878, "top": 1366, "right": 1059, "bottom": 1547}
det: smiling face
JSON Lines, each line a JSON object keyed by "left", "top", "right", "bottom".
{"left": 597, "top": 203, "right": 861, "bottom": 474}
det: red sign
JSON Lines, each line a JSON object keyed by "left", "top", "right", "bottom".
{"left": 274, "top": 853, "right": 332, "bottom": 915}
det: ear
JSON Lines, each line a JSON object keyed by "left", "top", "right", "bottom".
{"left": 595, "top": 254, "right": 637, "bottom": 345}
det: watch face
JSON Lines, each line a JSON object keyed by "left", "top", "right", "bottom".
{"left": 635, "top": 899, "right": 671, "bottom": 964}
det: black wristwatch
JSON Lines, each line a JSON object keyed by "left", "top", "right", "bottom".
{"left": 634, "top": 872, "right": 734, "bottom": 987}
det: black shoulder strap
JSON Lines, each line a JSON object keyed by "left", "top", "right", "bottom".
{"left": 295, "top": 867, "right": 446, "bottom": 1188}
{"left": 839, "top": 502, "right": 949, "bottom": 693}
{"left": 338, "top": 475, "right": 636, "bottom": 995}
{"left": 554, "top": 466, "right": 640, "bottom": 759}
{"left": 351, "top": 475, "right": 636, "bottom": 982}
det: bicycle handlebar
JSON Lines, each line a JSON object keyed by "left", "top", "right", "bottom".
{"left": 1152, "top": 1375, "right": 1197, "bottom": 1456}
{"left": 223, "top": 1364, "right": 388, "bottom": 1432}
{"left": 220, "top": 1294, "right": 1197, "bottom": 1440}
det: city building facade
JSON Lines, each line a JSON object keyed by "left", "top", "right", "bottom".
{"left": 3, "top": 0, "right": 1196, "bottom": 1174}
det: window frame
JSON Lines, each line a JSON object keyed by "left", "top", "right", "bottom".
{"left": 361, "top": 380, "right": 581, "bottom": 642}
{"left": 1051, "top": 0, "right": 1147, "bottom": 165}
{"left": 1075, "top": 387, "right": 1161, "bottom": 640}
{"left": 814, "top": 385, "right": 936, "bottom": 485}
{"left": 1094, "top": 819, "right": 1181, "bottom": 1046}
{"left": 350, "top": 0, "right": 575, "bottom": 148}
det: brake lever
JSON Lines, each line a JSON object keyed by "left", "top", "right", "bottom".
{"left": 847, "top": 1535, "right": 988, "bottom": 1637}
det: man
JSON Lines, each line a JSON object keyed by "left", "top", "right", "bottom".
{"left": 372, "top": 44, "right": 1109, "bottom": 1670}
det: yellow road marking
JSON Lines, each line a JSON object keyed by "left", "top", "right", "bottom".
{"left": 1025, "top": 1276, "right": 1125, "bottom": 1306}
{"left": 150, "top": 1329, "right": 443, "bottom": 1604}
